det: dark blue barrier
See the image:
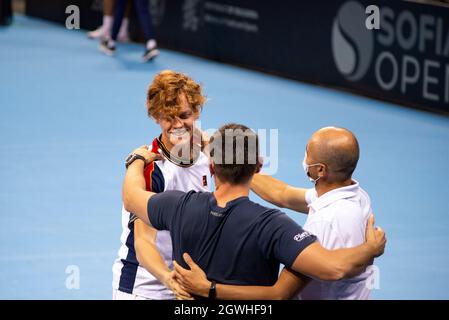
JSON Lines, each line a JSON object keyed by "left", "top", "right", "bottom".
{"left": 26, "top": 0, "right": 449, "bottom": 113}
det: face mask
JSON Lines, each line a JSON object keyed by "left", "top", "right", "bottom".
{"left": 302, "top": 151, "right": 322, "bottom": 184}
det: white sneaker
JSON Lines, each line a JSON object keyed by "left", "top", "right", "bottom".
{"left": 99, "top": 40, "right": 116, "bottom": 56}
{"left": 88, "top": 26, "right": 110, "bottom": 39}
{"left": 142, "top": 46, "right": 159, "bottom": 62}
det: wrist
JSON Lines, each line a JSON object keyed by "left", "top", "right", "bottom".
{"left": 364, "top": 241, "right": 376, "bottom": 257}
{"left": 125, "top": 153, "right": 146, "bottom": 169}
{"left": 160, "top": 270, "right": 172, "bottom": 288}
{"left": 200, "top": 280, "right": 212, "bottom": 298}
{"left": 130, "top": 157, "right": 146, "bottom": 168}
{"left": 207, "top": 280, "right": 217, "bottom": 300}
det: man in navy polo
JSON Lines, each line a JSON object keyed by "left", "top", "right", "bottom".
{"left": 122, "top": 123, "right": 386, "bottom": 297}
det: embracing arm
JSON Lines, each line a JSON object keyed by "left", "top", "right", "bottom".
{"left": 134, "top": 220, "right": 193, "bottom": 299}
{"left": 251, "top": 174, "right": 309, "bottom": 213}
{"left": 122, "top": 147, "right": 161, "bottom": 225}
{"left": 291, "top": 215, "right": 386, "bottom": 281}
{"left": 173, "top": 253, "right": 310, "bottom": 300}
{"left": 134, "top": 219, "right": 172, "bottom": 285}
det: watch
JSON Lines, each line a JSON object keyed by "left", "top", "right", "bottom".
{"left": 125, "top": 153, "right": 146, "bottom": 169}
{"left": 208, "top": 280, "right": 216, "bottom": 300}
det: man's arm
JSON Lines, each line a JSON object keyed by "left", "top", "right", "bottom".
{"left": 134, "top": 219, "right": 173, "bottom": 287}
{"left": 173, "top": 253, "right": 310, "bottom": 300}
{"left": 122, "top": 147, "right": 159, "bottom": 225}
{"left": 291, "top": 215, "right": 385, "bottom": 281}
{"left": 134, "top": 220, "right": 193, "bottom": 299}
{"left": 251, "top": 174, "right": 309, "bottom": 213}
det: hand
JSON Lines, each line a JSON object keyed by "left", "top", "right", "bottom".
{"left": 173, "top": 253, "right": 211, "bottom": 298}
{"left": 365, "top": 214, "right": 386, "bottom": 258}
{"left": 163, "top": 271, "right": 193, "bottom": 300}
{"left": 131, "top": 145, "right": 162, "bottom": 165}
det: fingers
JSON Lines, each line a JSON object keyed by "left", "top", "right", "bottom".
{"left": 172, "top": 283, "right": 193, "bottom": 300}
{"left": 152, "top": 153, "right": 163, "bottom": 161}
{"left": 173, "top": 260, "right": 189, "bottom": 276}
{"left": 171, "top": 271, "right": 194, "bottom": 300}
{"left": 173, "top": 260, "right": 191, "bottom": 287}
{"left": 183, "top": 252, "right": 197, "bottom": 270}
{"left": 175, "top": 285, "right": 193, "bottom": 300}
{"left": 374, "top": 227, "right": 385, "bottom": 240}
{"left": 365, "top": 214, "right": 374, "bottom": 242}
{"left": 173, "top": 269, "right": 188, "bottom": 287}
{"left": 174, "top": 286, "right": 193, "bottom": 300}
{"left": 367, "top": 214, "right": 375, "bottom": 228}
{"left": 176, "top": 293, "right": 194, "bottom": 300}
{"left": 374, "top": 226, "right": 387, "bottom": 257}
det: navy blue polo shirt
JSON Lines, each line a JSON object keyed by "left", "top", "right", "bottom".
{"left": 148, "top": 190, "right": 317, "bottom": 286}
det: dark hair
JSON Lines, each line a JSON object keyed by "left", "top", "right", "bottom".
{"left": 209, "top": 123, "right": 260, "bottom": 185}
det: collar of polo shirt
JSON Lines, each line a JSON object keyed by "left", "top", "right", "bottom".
{"left": 309, "top": 180, "right": 360, "bottom": 212}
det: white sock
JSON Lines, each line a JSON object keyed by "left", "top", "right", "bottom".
{"left": 108, "top": 39, "right": 116, "bottom": 48}
{"left": 103, "top": 15, "right": 113, "bottom": 32}
{"left": 146, "top": 39, "right": 157, "bottom": 50}
{"left": 119, "top": 18, "right": 129, "bottom": 36}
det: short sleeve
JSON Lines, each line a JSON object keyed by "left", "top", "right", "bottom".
{"left": 305, "top": 188, "right": 316, "bottom": 205}
{"left": 147, "top": 190, "right": 186, "bottom": 231}
{"left": 257, "top": 211, "right": 317, "bottom": 268}
{"left": 305, "top": 219, "right": 342, "bottom": 250}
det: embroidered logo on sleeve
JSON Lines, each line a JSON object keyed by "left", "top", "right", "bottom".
{"left": 294, "top": 231, "right": 312, "bottom": 242}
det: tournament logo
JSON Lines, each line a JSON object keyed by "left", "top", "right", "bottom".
{"left": 332, "top": 1, "right": 374, "bottom": 81}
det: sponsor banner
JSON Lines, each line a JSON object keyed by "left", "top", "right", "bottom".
{"left": 331, "top": 0, "right": 449, "bottom": 113}
{"left": 26, "top": 0, "right": 449, "bottom": 113}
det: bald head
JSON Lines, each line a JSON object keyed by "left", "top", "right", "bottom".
{"left": 307, "top": 127, "right": 359, "bottom": 182}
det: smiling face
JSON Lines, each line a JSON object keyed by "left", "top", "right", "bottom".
{"left": 157, "top": 93, "right": 200, "bottom": 148}
{"left": 146, "top": 70, "right": 206, "bottom": 151}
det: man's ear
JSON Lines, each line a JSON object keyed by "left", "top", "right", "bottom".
{"left": 255, "top": 156, "right": 264, "bottom": 173}
{"left": 318, "top": 164, "right": 327, "bottom": 178}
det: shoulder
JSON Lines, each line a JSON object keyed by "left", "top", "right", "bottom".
{"left": 179, "top": 190, "right": 212, "bottom": 205}
{"left": 144, "top": 161, "right": 165, "bottom": 192}
{"left": 329, "top": 199, "right": 366, "bottom": 224}
{"left": 357, "top": 186, "right": 372, "bottom": 207}
{"left": 247, "top": 200, "right": 296, "bottom": 226}
{"left": 195, "top": 151, "right": 210, "bottom": 168}
{"left": 327, "top": 199, "right": 369, "bottom": 243}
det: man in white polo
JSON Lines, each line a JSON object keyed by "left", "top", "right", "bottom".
{"left": 250, "top": 126, "right": 373, "bottom": 299}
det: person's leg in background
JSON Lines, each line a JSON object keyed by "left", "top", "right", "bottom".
{"left": 88, "top": 0, "right": 129, "bottom": 42}
{"left": 88, "top": 0, "right": 115, "bottom": 39}
{"left": 118, "top": 2, "right": 131, "bottom": 42}
{"left": 100, "top": 0, "right": 159, "bottom": 61}
{"left": 133, "top": 0, "right": 159, "bottom": 62}
{"left": 99, "top": 0, "right": 126, "bottom": 55}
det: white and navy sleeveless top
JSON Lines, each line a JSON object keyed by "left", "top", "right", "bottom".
{"left": 112, "top": 136, "right": 210, "bottom": 299}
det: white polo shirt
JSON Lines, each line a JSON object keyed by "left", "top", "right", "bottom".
{"left": 298, "top": 180, "right": 373, "bottom": 300}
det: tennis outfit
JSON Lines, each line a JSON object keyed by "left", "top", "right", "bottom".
{"left": 112, "top": 136, "right": 210, "bottom": 299}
